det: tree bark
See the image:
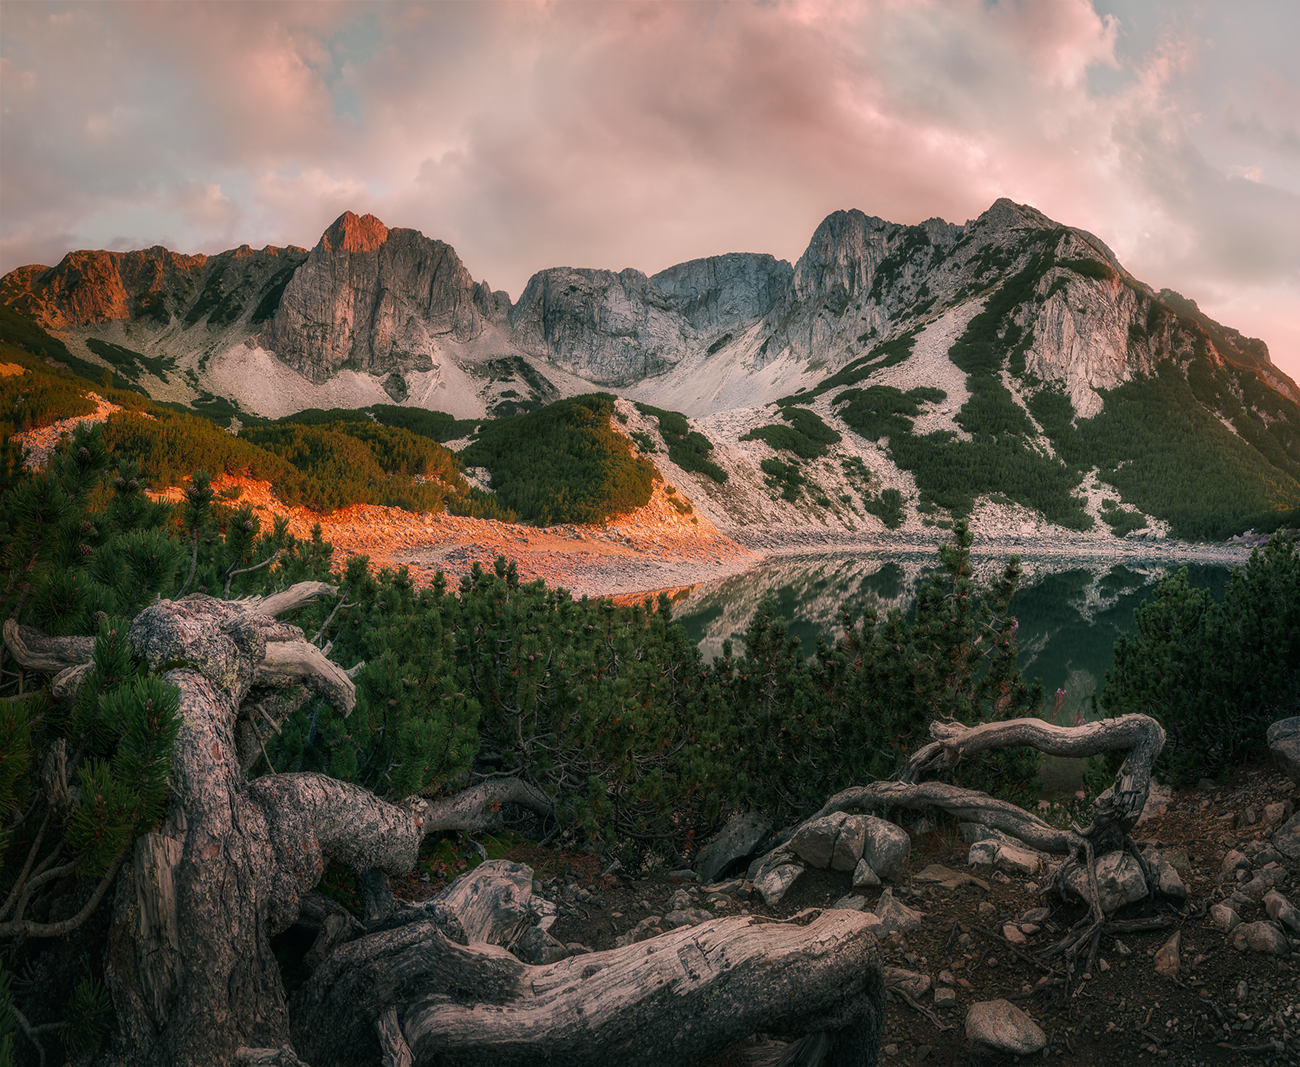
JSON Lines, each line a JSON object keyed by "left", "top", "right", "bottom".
{"left": 759, "top": 713, "right": 1167, "bottom": 962}
{"left": 290, "top": 908, "right": 884, "bottom": 1067}
{"left": 6, "top": 586, "right": 886, "bottom": 1067}
{"left": 98, "top": 591, "right": 424, "bottom": 1066}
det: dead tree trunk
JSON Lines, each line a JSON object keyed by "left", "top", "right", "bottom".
{"left": 8, "top": 588, "right": 886, "bottom": 1067}
{"left": 762, "top": 714, "right": 1167, "bottom": 964}
{"left": 290, "top": 909, "right": 884, "bottom": 1067}
{"left": 101, "top": 589, "right": 429, "bottom": 1066}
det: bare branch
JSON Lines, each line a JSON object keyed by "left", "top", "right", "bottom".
{"left": 2, "top": 618, "right": 93, "bottom": 673}
{"left": 0, "top": 850, "right": 127, "bottom": 939}
{"left": 224, "top": 549, "right": 282, "bottom": 598}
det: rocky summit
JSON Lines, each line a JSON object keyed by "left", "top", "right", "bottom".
{"left": 3, "top": 198, "right": 1299, "bottom": 541}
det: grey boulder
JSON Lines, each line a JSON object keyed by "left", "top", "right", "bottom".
{"left": 694, "top": 812, "right": 772, "bottom": 884}
{"left": 1267, "top": 716, "right": 1300, "bottom": 783}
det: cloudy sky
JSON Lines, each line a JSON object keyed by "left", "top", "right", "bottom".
{"left": 2, "top": 0, "right": 1298, "bottom": 381}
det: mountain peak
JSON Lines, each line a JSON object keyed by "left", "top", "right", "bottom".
{"left": 319, "top": 212, "right": 390, "bottom": 254}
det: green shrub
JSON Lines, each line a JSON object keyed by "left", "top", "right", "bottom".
{"left": 863, "top": 487, "right": 905, "bottom": 528}
{"left": 463, "top": 395, "right": 657, "bottom": 524}
{"left": 742, "top": 406, "right": 842, "bottom": 459}
{"left": 635, "top": 403, "right": 727, "bottom": 483}
{"left": 1101, "top": 536, "right": 1300, "bottom": 784}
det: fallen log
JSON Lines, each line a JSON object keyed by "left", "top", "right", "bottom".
{"left": 291, "top": 908, "right": 885, "bottom": 1067}
{"left": 7, "top": 584, "right": 885, "bottom": 1067}
{"left": 754, "top": 713, "right": 1169, "bottom": 967}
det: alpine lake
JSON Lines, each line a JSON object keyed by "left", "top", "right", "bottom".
{"left": 669, "top": 546, "right": 1237, "bottom": 796}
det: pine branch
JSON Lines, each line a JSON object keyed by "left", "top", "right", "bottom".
{"left": 0, "top": 849, "right": 127, "bottom": 939}
{"left": 0, "top": 811, "right": 50, "bottom": 922}
{"left": 224, "top": 549, "right": 281, "bottom": 599}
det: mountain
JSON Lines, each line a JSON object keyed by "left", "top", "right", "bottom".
{"left": 3, "top": 201, "right": 1299, "bottom": 541}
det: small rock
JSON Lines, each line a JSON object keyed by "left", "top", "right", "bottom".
{"left": 861, "top": 816, "right": 911, "bottom": 881}
{"left": 977, "top": 901, "right": 996, "bottom": 916}
{"left": 994, "top": 844, "right": 1040, "bottom": 876}
{"left": 1154, "top": 930, "right": 1181, "bottom": 978}
{"left": 1002, "top": 922, "right": 1027, "bottom": 945}
{"left": 938, "top": 969, "right": 956, "bottom": 985}
{"left": 883, "top": 966, "right": 932, "bottom": 999}
{"left": 832, "top": 815, "right": 869, "bottom": 872}
{"left": 515, "top": 926, "right": 570, "bottom": 965}
{"left": 1222, "top": 849, "right": 1251, "bottom": 874}
{"left": 913, "top": 864, "right": 988, "bottom": 891}
{"left": 852, "top": 858, "right": 881, "bottom": 889}
{"left": 1236, "top": 980, "right": 1248, "bottom": 1002}
{"left": 1272, "top": 812, "right": 1300, "bottom": 859}
{"left": 1233, "top": 920, "right": 1291, "bottom": 955}
{"left": 754, "top": 863, "right": 804, "bottom": 906}
{"left": 875, "top": 888, "right": 924, "bottom": 935}
{"left": 1263, "top": 889, "right": 1300, "bottom": 935}
{"left": 1066, "top": 851, "right": 1148, "bottom": 913}
{"left": 613, "top": 916, "right": 663, "bottom": 948}
{"left": 831, "top": 893, "right": 869, "bottom": 912}
{"left": 967, "top": 840, "right": 997, "bottom": 867}
{"left": 668, "top": 889, "right": 693, "bottom": 911}
{"left": 788, "top": 812, "right": 848, "bottom": 869}
{"left": 935, "top": 987, "right": 958, "bottom": 1009}
{"left": 965, "top": 999, "right": 1048, "bottom": 1056}
{"left": 1264, "top": 800, "right": 1295, "bottom": 825}
{"left": 663, "top": 907, "right": 712, "bottom": 929}
{"left": 1267, "top": 716, "right": 1300, "bottom": 784}
{"left": 1210, "top": 902, "right": 1241, "bottom": 933}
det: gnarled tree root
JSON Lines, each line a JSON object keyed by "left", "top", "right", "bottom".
{"left": 290, "top": 909, "right": 885, "bottom": 1067}
{"left": 766, "top": 713, "right": 1168, "bottom": 971}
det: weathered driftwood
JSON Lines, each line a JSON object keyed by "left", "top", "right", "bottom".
{"left": 7, "top": 584, "right": 886, "bottom": 1067}
{"left": 290, "top": 909, "right": 884, "bottom": 1067}
{"left": 770, "top": 713, "right": 1167, "bottom": 964}
{"left": 3, "top": 617, "right": 93, "bottom": 673}
{"left": 805, "top": 715, "right": 1164, "bottom": 854}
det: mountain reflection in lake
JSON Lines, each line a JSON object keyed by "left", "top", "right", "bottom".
{"left": 671, "top": 550, "right": 1230, "bottom": 791}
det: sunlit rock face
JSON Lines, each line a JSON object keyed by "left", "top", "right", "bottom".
{"left": 267, "top": 212, "right": 498, "bottom": 383}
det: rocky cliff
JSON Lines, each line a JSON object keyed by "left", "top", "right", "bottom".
{"left": 0, "top": 243, "right": 304, "bottom": 332}
{"left": 266, "top": 212, "right": 501, "bottom": 383}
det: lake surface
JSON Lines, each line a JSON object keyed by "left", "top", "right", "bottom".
{"left": 670, "top": 549, "right": 1233, "bottom": 791}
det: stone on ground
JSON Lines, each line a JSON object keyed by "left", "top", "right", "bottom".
{"left": 1065, "top": 850, "right": 1148, "bottom": 913}
{"left": 1271, "top": 812, "right": 1300, "bottom": 859}
{"left": 862, "top": 815, "right": 911, "bottom": 881}
{"left": 852, "top": 857, "right": 882, "bottom": 889}
{"left": 875, "top": 887, "right": 924, "bottom": 935}
{"left": 965, "top": 999, "right": 1048, "bottom": 1055}
{"left": 1267, "top": 716, "right": 1300, "bottom": 783}
{"left": 788, "top": 811, "right": 848, "bottom": 868}
{"left": 1233, "top": 921, "right": 1291, "bottom": 955}
{"left": 756, "top": 863, "right": 804, "bottom": 906}
{"left": 1210, "top": 902, "right": 1241, "bottom": 933}
{"left": 1263, "top": 889, "right": 1300, "bottom": 934}
{"left": 694, "top": 811, "right": 772, "bottom": 884}
{"left": 832, "top": 814, "right": 868, "bottom": 871}
{"left": 1154, "top": 930, "right": 1181, "bottom": 978}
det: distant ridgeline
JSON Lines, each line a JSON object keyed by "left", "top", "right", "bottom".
{"left": 2, "top": 196, "right": 1299, "bottom": 537}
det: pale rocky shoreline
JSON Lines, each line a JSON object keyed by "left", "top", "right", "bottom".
{"left": 12, "top": 396, "right": 1264, "bottom": 605}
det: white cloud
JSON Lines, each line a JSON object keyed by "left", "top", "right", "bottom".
{"left": 0, "top": 0, "right": 1296, "bottom": 379}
